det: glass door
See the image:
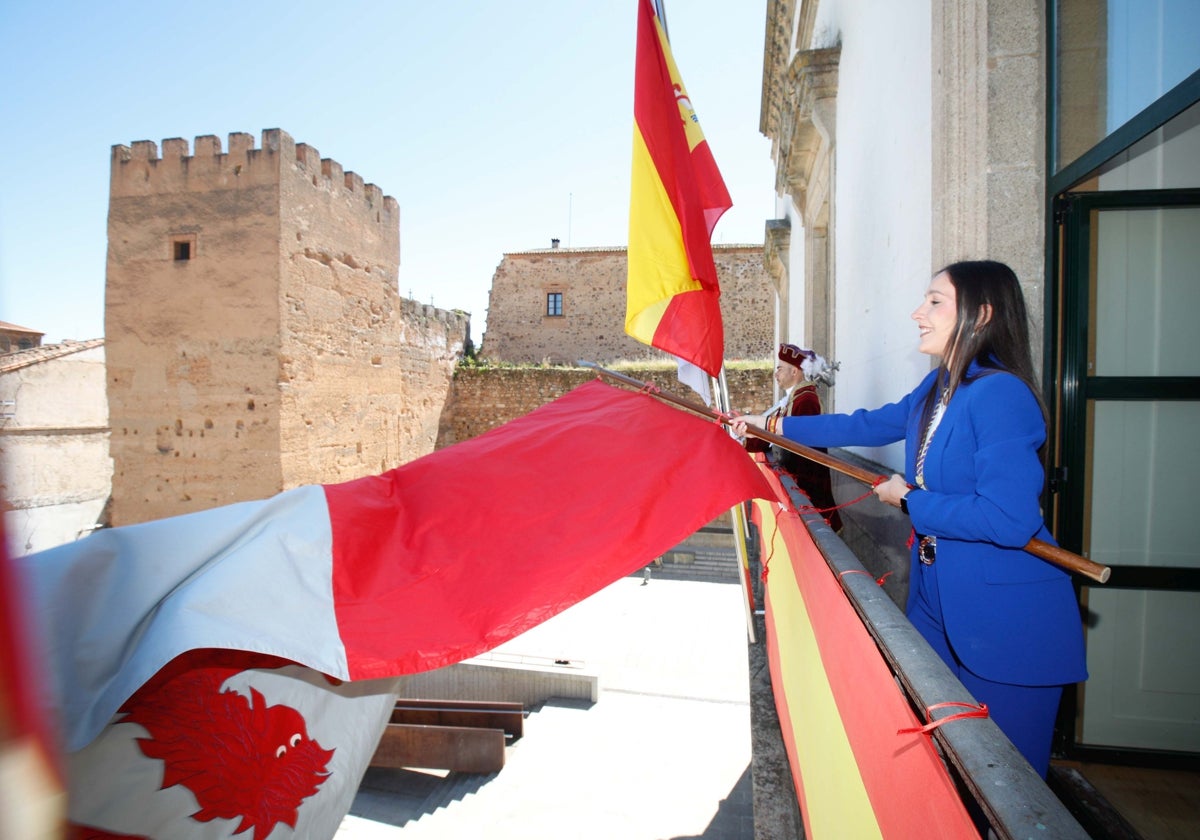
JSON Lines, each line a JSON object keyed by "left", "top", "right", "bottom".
{"left": 1054, "top": 190, "right": 1200, "bottom": 758}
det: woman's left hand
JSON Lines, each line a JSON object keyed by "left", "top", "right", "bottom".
{"left": 873, "top": 474, "right": 911, "bottom": 508}
{"left": 731, "top": 414, "right": 766, "bottom": 438}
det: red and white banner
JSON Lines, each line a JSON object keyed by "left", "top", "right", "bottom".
{"left": 18, "top": 380, "right": 773, "bottom": 838}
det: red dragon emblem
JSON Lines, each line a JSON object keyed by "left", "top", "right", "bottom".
{"left": 88, "top": 649, "right": 336, "bottom": 839}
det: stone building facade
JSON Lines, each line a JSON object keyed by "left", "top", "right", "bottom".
{"left": 105, "top": 129, "right": 468, "bottom": 526}
{"left": 761, "top": 0, "right": 1200, "bottom": 773}
{"left": 1, "top": 339, "right": 111, "bottom": 554}
{"left": 480, "top": 244, "right": 775, "bottom": 366}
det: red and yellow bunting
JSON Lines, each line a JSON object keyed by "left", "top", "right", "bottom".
{"left": 753, "top": 465, "right": 978, "bottom": 838}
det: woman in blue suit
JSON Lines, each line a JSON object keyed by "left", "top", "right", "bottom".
{"left": 734, "top": 260, "right": 1086, "bottom": 777}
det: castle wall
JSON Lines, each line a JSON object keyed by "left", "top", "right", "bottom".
{"left": 275, "top": 131, "right": 464, "bottom": 486}
{"left": 480, "top": 245, "right": 776, "bottom": 366}
{"left": 106, "top": 130, "right": 467, "bottom": 525}
{"left": 437, "top": 365, "right": 774, "bottom": 449}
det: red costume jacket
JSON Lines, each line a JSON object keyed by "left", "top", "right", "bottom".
{"left": 749, "top": 383, "right": 842, "bottom": 531}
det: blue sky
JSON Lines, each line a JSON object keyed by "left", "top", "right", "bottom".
{"left": 0, "top": 1, "right": 774, "bottom": 345}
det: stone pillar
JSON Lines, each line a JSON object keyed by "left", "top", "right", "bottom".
{"left": 764, "top": 218, "right": 791, "bottom": 345}
{"left": 932, "top": 0, "right": 1048, "bottom": 361}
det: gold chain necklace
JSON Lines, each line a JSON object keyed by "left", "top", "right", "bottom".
{"left": 915, "top": 388, "right": 950, "bottom": 489}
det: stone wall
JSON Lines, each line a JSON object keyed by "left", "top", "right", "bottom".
{"left": 1, "top": 341, "right": 112, "bottom": 554}
{"left": 437, "top": 365, "right": 775, "bottom": 449}
{"left": 106, "top": 129, "right": 467, "bottom": 526}
{"left": 275, "top": 131, "right": 466, "bottom": 486}
{"left": 480, "top": 245, "right": 776, "bottom": 366}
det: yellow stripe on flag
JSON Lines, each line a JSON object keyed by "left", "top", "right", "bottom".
{"left": 626, "top": 125, "right": 702, "bottom": 343}
{"left": 754, "top": 499, "right": 884, "bottom": 839}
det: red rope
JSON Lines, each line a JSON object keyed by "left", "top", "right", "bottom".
{"left": 897, "top": 701, "right": 990, "bottom": 736}
{"left": 759, "top": 503, "right": 784, "bottom": 583}
{"left": 791, "top": 483, "right": 878, "bottom": 518}
{"left": 839, "top": 569, "right": 894, "bottom": 587}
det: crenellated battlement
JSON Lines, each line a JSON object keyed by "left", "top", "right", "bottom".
{"left": 110, "top": 129, "right": 399, "bottom": 217}
{"left": 291, "top": 140, "right": 396, "bottom": 215}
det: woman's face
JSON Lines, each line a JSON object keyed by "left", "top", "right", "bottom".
{"left": 912, "top": 272, "right": 958, "bottom": 358}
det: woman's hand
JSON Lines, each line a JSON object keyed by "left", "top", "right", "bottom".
{"left": 730, "top": 414, "right": 766, "bottom": 438}
{"left": 873, "top": 474, "right": 911, "bottom": 508}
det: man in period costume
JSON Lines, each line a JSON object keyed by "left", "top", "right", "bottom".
{"left": 748, "top": 344, "right": 842, "bottom": 532}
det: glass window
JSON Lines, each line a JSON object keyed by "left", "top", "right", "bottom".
{"left": 1088, "top": 400, "right": 1199, "bottom": 570}
{"left": 1094, "top": 100, "right": 1200, "bottom": 190}
{"left": 546, "top": 292, "right": 563, "bottom": 317}
{"left": 1055, "top": 0, "right": 1200, "bottom": 172}
{"left": 1093, "top": 205, "right": 1200, "bottom": 376}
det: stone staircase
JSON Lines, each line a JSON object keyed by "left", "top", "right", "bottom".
{"left": 349, "top": 701, "right": 575, "bottom": 835}
{"left": 634, "top": 525, "right": 746, "bottom": 583}
{"left": 349, "top": 763, "right": 497, "bottom": 830}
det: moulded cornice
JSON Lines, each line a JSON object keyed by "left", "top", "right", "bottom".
{"left": 764, "top": 217, "right": 791, "bottom": 294}
{"left": 774, "top": 46, "right": 841, "bottom": 204}
{"left": 761, "top": 0, "right": 798, "bottom": 138}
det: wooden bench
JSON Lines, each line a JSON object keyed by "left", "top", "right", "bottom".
{"left": 370, "top": 699, "right": 525, "bottom": 773}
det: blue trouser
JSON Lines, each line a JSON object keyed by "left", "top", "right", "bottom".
{"left": 908, "top": 561, "right": 1064, "bottom": 778}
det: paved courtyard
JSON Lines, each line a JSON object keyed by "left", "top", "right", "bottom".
{"left": 337, "top": 575, "right": 756, "bottom": 839}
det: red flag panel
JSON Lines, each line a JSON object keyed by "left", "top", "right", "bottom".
{"left": 327, "top": 379, "right": 773, "bottom": 679}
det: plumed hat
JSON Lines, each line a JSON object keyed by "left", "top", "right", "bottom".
{"left": 779, "top": 343, "right": 837, "bottom": 386}
{"left": 778, "top": 343, "right": 810, "bottom": 367}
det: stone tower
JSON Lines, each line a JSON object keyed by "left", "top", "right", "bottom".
{"left": 106, "top": 129, "right": 466, "bottom": 526}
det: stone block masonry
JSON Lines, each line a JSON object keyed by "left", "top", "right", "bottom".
{"left": 436, "top": 365, "right": 773, "bottom": 448}
{"left": 106, "top": 129, "right": 468, "bottom": 526}
{"left": 480, "top": 245, "right": 776, "bottom": 366}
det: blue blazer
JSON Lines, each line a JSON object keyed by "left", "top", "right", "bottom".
{"left": 780, "top": 364, "right": 1087, "bottom": 687}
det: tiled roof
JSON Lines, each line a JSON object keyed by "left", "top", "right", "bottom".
{"left": 0, "top": 338, "right": 105, "bottom": 373}
{"left": 0, "top": 320, "right": 45, "bottom": 335}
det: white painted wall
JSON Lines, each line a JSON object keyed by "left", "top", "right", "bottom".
{"left": 788, "top": 0, "right": 935, "bottom": 470}
{"left": 1, "top": 344, "right": 112, "bottom": 555}
{"left": 777, "top": 194, "right": 806, "bottom": 359}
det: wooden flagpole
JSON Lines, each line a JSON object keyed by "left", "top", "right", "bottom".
{"left": 580, "top": 361, "right": 1111, "bottom": 584}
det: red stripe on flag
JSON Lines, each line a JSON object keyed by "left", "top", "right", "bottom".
{"left": 651, "top": 288, "right": 724, "bottom": 369}
{"left": 325, "top": 380, "right": 772, "bottom": 680}
{"left": 633, "top": 6, "right": 729, "bottom": 254}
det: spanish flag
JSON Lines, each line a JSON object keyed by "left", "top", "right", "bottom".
{"left": 627, "top": 0, "right": 731, "bottom": 379}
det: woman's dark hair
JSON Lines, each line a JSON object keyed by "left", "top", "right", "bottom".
{"left": 921, "top": 260, "right": 1048, "bottom": 436}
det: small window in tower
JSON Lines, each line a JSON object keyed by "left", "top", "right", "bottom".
{"left": 171, "top": 235, "right": 196, "bottom": 262}
{"left": 547, "top": 292, "right": 563, "bottom": 317}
